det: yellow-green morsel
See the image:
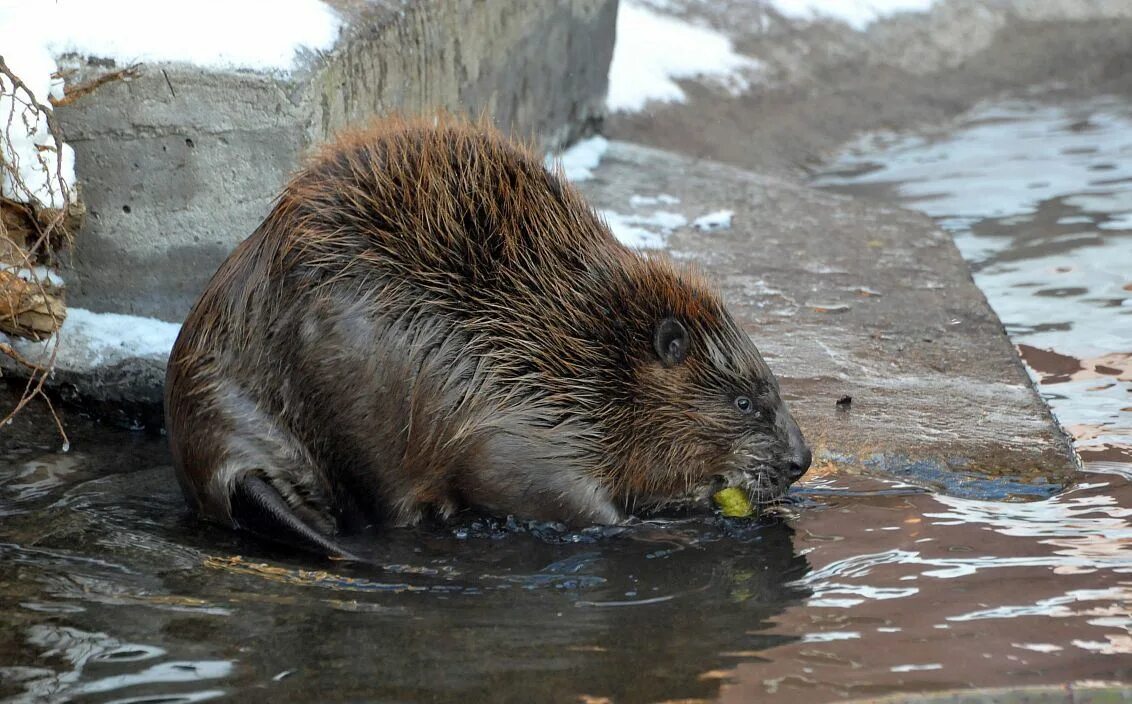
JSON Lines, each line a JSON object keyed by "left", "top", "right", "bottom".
{"left": 712, "top": 487, "right": 754, "bottom": 518}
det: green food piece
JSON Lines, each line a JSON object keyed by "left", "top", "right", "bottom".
{"left": 713, "top": 487, "right": 754, "bottom": 518}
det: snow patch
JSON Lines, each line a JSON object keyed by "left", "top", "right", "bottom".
{"left": 0, "top": 41, "right": 74, "bottom": 208}
{"left": 0, "top": 1, "right": 342, "bottom": 74}
{"left": 693, "top": 209, "right": 734, "bottom": 231}
{"left": 3, "top": 308, "right": 180, "bottom": 369}
{"left": 802, "top": 631, "right": 861, "bottom": 643}
{"left": 769, "top": 0, "right": 937, "bottom": 31}
{"left": 550, "top": 136, "right": 609, "bottom": 182}
{"left": 1012, "top": 642, "right": 1063, "bottom": 653}
{"left": 602, "top": 210, "right": 688, "bottom": 249}
{"left": 0, "top": 265, "right": 65, "bottom": 288}
{"left": 890, "top": 663, "right": 943, "bottom": 672}
{"left": 629, "top": 194, "right": 680, "bottom": 207}
{"left": 608, "top": 1, "right": 758, "bottom": 112}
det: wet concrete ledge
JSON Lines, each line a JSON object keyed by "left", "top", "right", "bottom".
{"left": 578, "top": 141, "right": 1079, "bottom": 496}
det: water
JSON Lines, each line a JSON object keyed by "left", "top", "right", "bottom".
{"left": 0, "top": 416, "right": 811, "bottom": 703}
{"left": 2, "top": 98, "right": 1132, "bottom": 702}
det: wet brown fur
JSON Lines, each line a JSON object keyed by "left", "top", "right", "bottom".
{"left": 165, "top": 116, "right": 808, "bottom": 538}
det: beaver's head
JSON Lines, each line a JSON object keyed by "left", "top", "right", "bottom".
{"left": 599, "top": 256, "right": 811, "bottom": 514}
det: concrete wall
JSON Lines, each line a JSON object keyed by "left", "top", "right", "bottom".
{"left": 55, "top": 0, "right": 616, "bottom": 322}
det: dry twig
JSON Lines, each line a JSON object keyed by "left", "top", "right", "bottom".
{"left": 49, "top": 63, "right": 141, "bottom": 108}
{"left": 0, "top": 55, "right": 74, "bottom": 443}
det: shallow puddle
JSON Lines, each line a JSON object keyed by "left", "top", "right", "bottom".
{"left": 2, "top": 98, "right": 1132, "bottom": 703}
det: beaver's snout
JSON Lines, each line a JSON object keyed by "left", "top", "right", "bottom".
{"left": 779, "top": 405, "right": 812, "bottom": 484}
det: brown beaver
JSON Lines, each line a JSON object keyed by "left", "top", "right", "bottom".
{"left": 165, "top": 117, "right": 810, "bottom": 558}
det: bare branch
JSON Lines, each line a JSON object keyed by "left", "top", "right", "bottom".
{"left": 50, "top": 63, "right": 141, "bottom": 108}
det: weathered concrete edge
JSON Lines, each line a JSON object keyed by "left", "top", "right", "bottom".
{"left": 579, "top": 140, "right": 1080, "bottom": 495}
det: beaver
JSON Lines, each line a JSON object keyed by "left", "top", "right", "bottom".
{"left": 165, "top": 117, "right": 811, "bottom": 558}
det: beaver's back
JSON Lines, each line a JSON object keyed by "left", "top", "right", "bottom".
{"left": 281, "top": 119, "right": 627, "bottom": 307}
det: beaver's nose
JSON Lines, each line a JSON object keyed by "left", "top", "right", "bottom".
{"left": 781, "top": 410, "right": 811, "bottom": 481}
{"left": 788, "top": 444, "right": 812, "bottom": 481}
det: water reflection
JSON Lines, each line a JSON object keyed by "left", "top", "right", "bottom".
{"left": 10, "top": 624, "right": 231, "bottom": 703}
{"left": 749, "top": 96, "right": 1132, "bottom": 702}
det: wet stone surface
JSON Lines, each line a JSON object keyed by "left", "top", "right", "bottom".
{"left": 578, "top": 142, "right": 1077, "bottom": 495}
{"left": 815, "top": 97, "right": 1132, "bottom": 458}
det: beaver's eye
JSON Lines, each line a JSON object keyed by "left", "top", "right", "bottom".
{"left": 734, "top": 396, "right": 753, "bottom": 414}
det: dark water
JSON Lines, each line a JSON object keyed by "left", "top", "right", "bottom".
{"left": 4, "top": 98, "right": 1132, "bottom": 703}
{"left": 0, "top": 411, "right": 812, "bottom": 704}
{"left": 3, "top": 404, "right": 1130, "bottom": 703}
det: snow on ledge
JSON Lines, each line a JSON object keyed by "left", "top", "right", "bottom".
{"left": 0, "top": 1, "right": 342, "bottom": 74}
{"left": 603, "top": 210, "right": 688, "bottom": 249}
{"left": 549, "top": 136, "right": 610, "bottom": 182}
{"left": 1, "top": 0, "right": 341, "bottom": 207}
{"left": 3, "top": 308, "right": 180, "bottom": 371}
{"left": 768, "top": 0, "right": 938, "bottom": 31}
{"left": 693, "top": 209, "right": 734, "bottom": 231}
{"left": 607, "top": 1, "right": 759, "bottom": 113}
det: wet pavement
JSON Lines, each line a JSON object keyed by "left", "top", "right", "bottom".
{"left": 815, "top": 97, "right": 1132, "bottom": 458}
{"left": 3, "top": 97, "right": 1132, "bottom": 702}
{"left": 579, "top": 139, "right": 1076, "bottom": 492}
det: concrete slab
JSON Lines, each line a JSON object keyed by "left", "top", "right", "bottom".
{"left": 54, "top": 0, "right": 616, "bottom": 322}
{"left": 577, "top": 141, "right": 1078, "bottom": 494}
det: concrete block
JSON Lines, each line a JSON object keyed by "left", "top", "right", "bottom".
{"left": 54, "top": 0, "right": 616, "bottom": 322}
{"left": 577, "top": 142, "right": 1078, "bottom": 493}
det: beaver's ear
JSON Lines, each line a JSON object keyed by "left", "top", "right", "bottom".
{"left": 654, "top": 318, "right": 689, "bottom": 367}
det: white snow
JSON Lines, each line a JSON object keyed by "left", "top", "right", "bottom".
{"left": 0, "top": 39, "right": 74, "bottom": 208}
{"left": 551, "top": 136, "right": 609, "bottom": 182}
{"left": 602, "top": 209, "right": 688, "bottom": 249}
{"left": 692, "top": 209, "right": 733, "bottom": 231}
{"left": 60, "top": 308, "right": 181, "bottom": 363}
{"left": 0, "top": 0, "right": 341, "bottom": 208}
{"left": 801, "top": 631, "right": 861, "bottom": 643}
{"left": 0, "top": 1, "right": 342, "bottom": 74}
{"left": 607, "top": 1, "right": 758, "bottom": 112}
{"left": 890, "top": 663, "right": 943, "bottom": 673}
{"left": 1012, "top": 643, "right": 1064, "bottom": 653}
{"left": 0, "top": 264, "right": 66, "bottom": 288}
{"left": 2, "top": 308, "right": 180, "bottom": 369}
{"left": 629, "top": 193, "right": 679, "bottom": 207}
{"left": 769, "top": 0, "right": 937, "bottom": 31}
